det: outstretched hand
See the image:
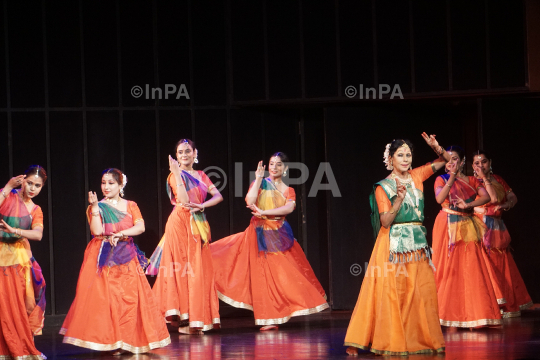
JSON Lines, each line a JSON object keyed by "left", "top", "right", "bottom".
{"left": 169, "top": 155, "right": 181, "bottom": 176}
{"left": 454, "top": 197, "right": 469, "bottom": 210}
{"left": 0, "top": 219, "right": 15, "bottom": 234}
{"left": 88, "top": 191, "right": 99, "bottom": 206}
{"left": 255, "top": 161, "right": 265, "bottom": 179}
{"left": 421, "top": 132, "right": 439, "bottom": 148}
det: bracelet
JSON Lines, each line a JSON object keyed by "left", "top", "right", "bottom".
{"left": 484, "top": 182, "right": 492, "bottom": 186}
{"left": 446, "top": 183, "right": 452, "bottom": 188}
{"left": 91, "top": 211, "right": 100, "bottom": 217}
{"left": 451, "top": 172, "right": 457, "bottom": 175}
{"left": 200, "top": 205, "right": 205, "bottom": 213}
{"left": 176, "top": 183, "right": 184, "bottom": 187}
{"left": 1, "top": 190, "right": 7, "bottom": 198}
{"left": 256, "top": 175, "right": 263, "bottom": 178}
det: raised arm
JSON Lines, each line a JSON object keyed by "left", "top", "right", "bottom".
{"left": 0, "top": 175, "right": 25, "bottom": 207}
{"left": 421, "top": 132, "right": 450, "bottom": 171}
{"left": 88, "top": 191, "right": 103, "bottom": 236}
{"left": 169, "top": 155, "right": 189, "bottom": 204}
{"left": 245, "top": 161, "right": 265, "bottom": 206}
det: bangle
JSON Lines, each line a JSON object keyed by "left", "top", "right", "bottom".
{"left": 484, "top": 182, "right": 492, "bottom": 186}
{"left": 1, "top": 190, "right": 7, "bottom": 198}
{"left": 200, "top": 205, "right": 205, "bottom": 213}
{"left": 91, "top": 211, "right": 100, "bottom": 217}
{"left": 451, "top": 172, "right": 457, "bottom": 175}
{"left": 256, "top": 175, "right": 263, "bottom": 178}
{"left": 446, "top": 183, "right": 452, "bottom": 188}
{"left": 176, "top": 183, "right": 184, "bottom": 187}
{"left": 389, "top": 207, "right": 396, "bottom": 215}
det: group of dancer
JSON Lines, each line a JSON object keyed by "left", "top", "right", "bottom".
{"left": 345, "top": 133, "right": 532, "bottom": 356}
{"left": 0, "top": 138, "right": 328, "bottom": 359}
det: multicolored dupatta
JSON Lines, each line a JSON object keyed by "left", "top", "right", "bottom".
{"left": 440, "top": 174, "right": 486, "bottom": 251}
{"left": 0, "top": 189, "right": 32, "bottom": 243}
{"left": 94, "top": 202, "right": 148, "bottom": 271}
{"left": 250, "top": 178, "right": 295, "bottom": 254}
{"left": 146, "top": 171, "right": 211, "bottom": 275}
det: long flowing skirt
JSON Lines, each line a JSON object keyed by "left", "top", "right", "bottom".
{"left": 344, "top": 226, "right": 444, "bottom": 355}
{"left": 480, "top": 216, "right": 532, "bottom": 317}
{"left": 433, "top": 212, "right": 502, "bottom": 327}
{"left": 60, "top": 239, "right": 170, "bottom": 353}
{"left": 210, "top": 223, "right": 328, "bottom": 326}
{"left": 0, "top": 262, "right": 45, "bottom": 360}
{"left": 149, "top": 208, "right": 220, "bottom": 331}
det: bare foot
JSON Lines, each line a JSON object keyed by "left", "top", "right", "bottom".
{"left": 111, "top": 349, "right": 128, "bottom": 356}
{"left": 346, "top": 346, "right": 358, "bottom": 356}
{"left": 260, "top": 325, "right": 279, "bottom": 331}
{"left": 178, "top": 326, "right": 204, "bottom": 335}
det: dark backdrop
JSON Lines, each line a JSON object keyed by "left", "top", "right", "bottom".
{"left": 0, "top": 0, "right": 538, "bottom": 316}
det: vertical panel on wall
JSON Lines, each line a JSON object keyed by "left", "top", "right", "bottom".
{"left": 49, "top": 112, "right": 86, "bottom": 314}
{"left": 339, "top": 0, "right": 375, "bottom": 94}
{"left": 46, "top": 1, "right": 82, "bottom": 107}
{"left": 119, "top": 0, "right": 154, "bottom": 107}
{"left": 193, "top": 109, "right": 230, "bottom": 241}
{"left": 83, "top": 1, "right": 118, "bottom": 107}
{"left": 450, "top": 0, "right": 487, "bottom": 90}
{"left": 87, "top": 112, "right": 121, "bottom": 192}
{"left": 228, "top": 109, "right": 263, "bottom": 233}
{"left": 303, "top": 0, "right": 338, "bottom": 98}
{"left": 0, "top": 2, "right": 7, "bottom": 109}
{"left": 156, "top": 0, "right": 191, "bottom": 107}
{"left": 123, "top": 111, "right": 158, "bottom": 256}
{"left": 191, "top": 0, "right": 226, "bottom": 106}
{"left": 0, "top": 113, "right": 8, "bottom": 181}
{"left": 12, "top": 113, "right": 50, "bottom": 314}
{"left": 412, "top": 0, "right": 449, "bottom": 92}
{"left": 262, "top": 112, "right": 300, "bottom": 243}
{"left": 375, "top": 0, "right": 411, "bottom": 93}
{"left": 158, "top": 110, "right": 192, "bottom": 234}
{"left": 267, "top": 1, "right": 301, "bottom": 100}
{"left": 302, "top": 111, "right": 329, "bottom": 294}
{"left": 489, "top": 0, "right": 526, "bottom": 88}
{"left": 230, "top": 1, "right": 265, "bottom": 101}
{"left": 7, "top": 2, "right": 44, "bottom": 108}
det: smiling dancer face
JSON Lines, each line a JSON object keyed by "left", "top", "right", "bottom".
{"left": 268, "top": 152, "right": 289, "bottom": 181}
{"left": 445, "top": 146, "right": 465, "bottom": 175}
{"left": 175, "top": 139, "right": 198, "bottom": 170}
{"left": 101, "top": 169, "right": 123, "bottom": 201}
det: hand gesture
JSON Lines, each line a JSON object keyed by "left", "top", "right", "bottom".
{"left": 247, "top": 204, "right": 264, "bottom": 217}
{"left": 454, "top": 197, "right": 469, "bottom": 210}
{"left": 6, "top": 175, "right": 25, "bottom": 190}
{"left": 255, "top": 161, "right": 265, "bottom": 179}
{"left": 88, "top": 191, "right": 99, "bottom": 207}
{"left": 395, "top": 178, "right": 406, "bottom": 200}
{"left": 0, "top": 219, "right": 15, "bottom": 234}
{"left": 109, "top": 233, "right": 122, "bottom": 247}
{"left": 169, "top": 155, "right": 181, "bottom": 176}
{"left": 188, "top": 202, "right": 204, "bottom": 212}
{"left": 446, "top": 162, "right": 458, "bottom": 176}
{"left": 473, "top": 164, "right": 485, "bottom": 178}
{"left": 421, "top": 132, "right": 439, "bottom": 148}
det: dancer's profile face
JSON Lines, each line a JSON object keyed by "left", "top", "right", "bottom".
{"left": 101, "top": 174, "right": 120, "bottom": 199}
{"left": 269, "top": 156, "right": 287, "bottom": 178}
{"left": 392, "top": 147, "right": 412, "bottom": 172}
{"left": 176, "top": 143, "right": 197, "bottom": 167}
{"left": 22, "top": 176, "right": 43, "bottom": 199}
{"left": 473, "top": 154, "right": 490, "bottom": 176}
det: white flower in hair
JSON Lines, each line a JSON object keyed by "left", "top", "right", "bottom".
{"left": 383, "top": 143, "right": 392, "bottom": 170}
{"left": 122, "top": 173, "right": 128, "bottom": 188}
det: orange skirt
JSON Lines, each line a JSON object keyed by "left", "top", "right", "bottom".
{"left": 151, "top": 207, "right": 220, "bottom": 330}
{"left": 0, "top": 264, "right": 45, "bottom": 359}
{"left": 433, "top": 212, "right": 502, "bottom": 327}
{"left": 60, "top": 239, "right": 170, "bottom": 353}
{"left": 481, "top": 248, "right": 532, "bottom": 317}
{"left": 344, "top": 226, "right": 444, "bottom": 355}
{"left": 210, "top": 223, "right": 328, "bottom": 325}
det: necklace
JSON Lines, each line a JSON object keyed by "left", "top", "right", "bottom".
{"left": 391, "top": 172, "right": 412, "bottom": 184}
{"left": 105, "top": 197, "right": 120, "bottom": 205}
{"left": 271, "top": 178, "right": 282, "bottom": 187}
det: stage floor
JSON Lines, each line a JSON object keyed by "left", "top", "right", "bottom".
{"left": 36, "top": 310, "right": 540, "bottom": 359}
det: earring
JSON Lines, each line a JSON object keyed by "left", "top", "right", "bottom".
{"left": 194, "top": 156, "right": 199, "bottom": 164}
{"left": 283, "top": 171, "right": 287, "bottom": 176}
{"left": 489, "top": 166, "right": 493, "bottom": 174}
{"left": 389, "top": 161, "right": 394, "bottom": 170}
{"left": 120, "top": 188, "right": 125, "bottom": 197}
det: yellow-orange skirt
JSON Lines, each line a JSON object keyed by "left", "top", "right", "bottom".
{"left": 210, "top": 224, "right": 328, "bottom": 325}
{"left": 151, "top": 207, "right": 220, "bottom": 331}
{"left": 60, "top": 239, "right": 171, "bottom": 353}
{"left": 344, "top": 226, "right": 445, "bottom": 355}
